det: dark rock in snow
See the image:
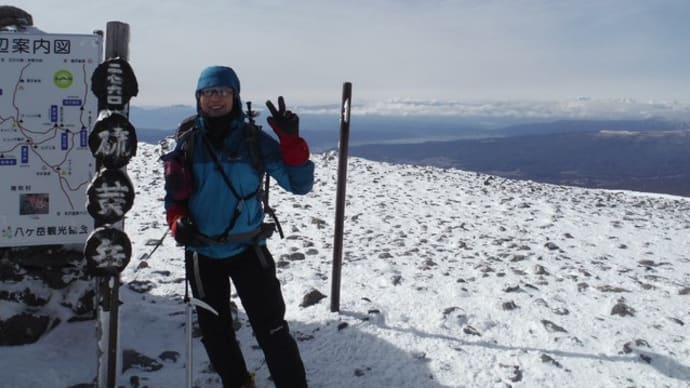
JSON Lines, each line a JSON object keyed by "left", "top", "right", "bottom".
{"left": 463, "top": 325, "right": 481, "bottom": 336}
{"left": 638, "top": 259, "right": 660, "bottom": 267}
{"left": 511, "top": 254, "right": 527, "bottom": 262}
{"left": 667, "top": 317, "right": 684, "bottom": 326}
{"left": 442, "top": 306, "right": 468, "bottom": 327}
{"left": 622, "top": 339, "right": 650, "bottom": 354}
{"left": 534, "top": 265, "right": 549, "bottom": 275}
{"left": 544, "top": 242, "right": 560, "bottom": 251}
{"left": 354, "top": 367, "right": 371, "bottom": 376}
{"left": 0, "top": 258, "right": 25, "bottom": 282}
{"left": 509, "top": 366, "right": 523, "bottom": 382}
{"left": 540, "top": 353, "right": 563, "bottom": 368}
{"left": 523, "top": 283, "right": 540, "bottom": 291}
{"left": 0, "top": 313, "right": 55, "bottom": 345}
{"left": 158, "top": 350, "right": 180, "bottom": 362}
{"left": 504, "top": 285, "right": 523, "bottom": 293}
{"left": 300, "top": 289, "right": 326, "bottom": 308}
{"left": 611, "top": 300, "right": 636, "bottom": 317}
{"left": 443, "top": 306, "right": 460, "bottom": 315}
{"left": 500, "top": 363, "right": 524, "bottom": 383}
{"left": 128, "top": 280, "right": 155, "bottom": 293}
{"left": 597, "top": 285, "right": 630, "bottom": 293}
{"left": 378, "top": 252, "right": 393, "bottom": 259}
{"left": 310, "top": 217, "right": 327, "bottom": 229}
{"left": 551, "top": 307, "right": 569, "bottom": 316}
{"left": 0, "top": 287, "right": 49, "bottom": 306}
{"left": 122, "top": 349, "right": 164, "bottom": 372}
{"left": 287, "top": 252, "right": 306, "bottom": 261}
{"left": 0, "top": 247, "right": 95, "bottom": 344}
{"left": 541, "top": 319, "right": 568, "bottom": 333}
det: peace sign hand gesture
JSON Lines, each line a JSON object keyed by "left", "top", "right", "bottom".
{"left": 266, "top": 96, "right": 299, "bottom": 137}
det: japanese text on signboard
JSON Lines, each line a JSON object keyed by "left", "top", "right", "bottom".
{"left": 0, "top": 37, "right": 71, "bottom": 54}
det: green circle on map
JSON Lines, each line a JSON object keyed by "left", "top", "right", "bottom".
{"left": 54, "top": 70, "right": 74, "bottom": 88}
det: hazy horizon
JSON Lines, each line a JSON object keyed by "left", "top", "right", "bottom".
{"left": 134, "top": 96, "right": 690, "bottom": 116}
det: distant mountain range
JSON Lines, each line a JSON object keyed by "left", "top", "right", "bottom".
{"left": 350, "top": 127, "right": 690, "bottom": 197}
{"left": 130, "top": 105, "right": 690, "bottom": 197}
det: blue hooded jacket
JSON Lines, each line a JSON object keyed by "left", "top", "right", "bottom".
{"left": 164, "top": 66, "right": 314, "bottom": 258}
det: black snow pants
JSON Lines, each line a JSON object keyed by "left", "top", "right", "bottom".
{"left": 185, "top": 246, "right": 307, "bottom": 388}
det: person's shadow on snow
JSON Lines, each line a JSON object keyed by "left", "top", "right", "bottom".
{"left": 114, "top": 289, "right": 452, "bottom": 388}
{"left": 287, "top": 315, "right": 451, "bottom": 388}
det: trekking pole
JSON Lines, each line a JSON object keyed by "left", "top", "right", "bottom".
{"left": 184, "top": 280, "right": 193, "bottom": 388}
{"left": 330, "top": 82, "right": 352, "bottom": 313}
{"left": 245, "top": 100, "right": 270, "bottom": 205}
{"left": 137, "top": 229, "right": 168, "bottom": 261}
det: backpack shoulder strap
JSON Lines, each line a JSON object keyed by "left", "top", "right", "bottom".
{"left": 244, "top": 122, "right": 264, "bottom": 173}
{"left": 243, "top": 114, "right": 284, "bottom": 239}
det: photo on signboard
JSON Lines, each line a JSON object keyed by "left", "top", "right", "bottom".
{"left": 19, "top": 193, "right": 49, "bottom": 215}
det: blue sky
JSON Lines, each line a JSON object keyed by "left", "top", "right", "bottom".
{"left": 10, "top": 0, "right": 690, "bottom": 108}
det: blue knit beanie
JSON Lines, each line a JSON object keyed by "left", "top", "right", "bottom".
{"left": 195, "top": 66, "right": 240, "bottom": 95}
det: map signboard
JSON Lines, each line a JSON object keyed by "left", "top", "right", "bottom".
{"left": 0, "top": 31, "right": 103, "bottom": 247}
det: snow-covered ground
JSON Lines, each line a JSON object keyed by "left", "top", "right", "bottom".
{"left": 2, "top": 142, "right": 690, "bottom": 387}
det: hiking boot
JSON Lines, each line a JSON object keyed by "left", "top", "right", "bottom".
{"left": 240, "top": 373, "right": 256, "bottom": 388}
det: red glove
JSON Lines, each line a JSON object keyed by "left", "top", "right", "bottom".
{"left": 266, "top": 96, "right": 310, "bottom": 166}
{"left": 277, "top": 135, "right": 309, "bottom": 166}
{"left": 167, "top": 204, "right": 198, "bottom": 245}
{"left": 166, "top": 204, "right": 187, "bottom": 237}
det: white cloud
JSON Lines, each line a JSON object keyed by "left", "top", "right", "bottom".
{"left": 298, "top": 98, "right": 690, "bottom": 121}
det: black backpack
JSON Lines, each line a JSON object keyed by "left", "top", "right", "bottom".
{"left": 170, "top": 103, "right": 284, "bottom": 240}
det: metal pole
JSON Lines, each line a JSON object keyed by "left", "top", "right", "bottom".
{"left": 330, "top": 82, "right": 352, "bottom": 312}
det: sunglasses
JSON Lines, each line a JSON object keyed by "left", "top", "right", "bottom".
{"left": 199, "top": 87, "right": 234, "bottom": 97}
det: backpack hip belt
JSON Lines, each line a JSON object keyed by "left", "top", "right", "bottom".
{"left": 190, "top": 222, "right": 275, "bottom": 245}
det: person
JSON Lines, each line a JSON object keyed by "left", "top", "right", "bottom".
{"left": 163, "top": 65, "right": 314, "bottom": 388}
